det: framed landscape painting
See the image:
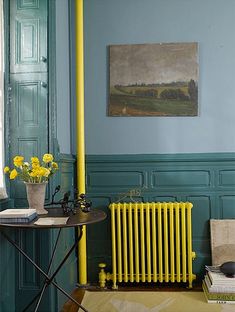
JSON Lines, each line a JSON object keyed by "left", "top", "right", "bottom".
{"left": 108, "top": 42, "right": 198, "bottom": 117}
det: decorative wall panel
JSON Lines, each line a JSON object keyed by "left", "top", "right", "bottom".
{"left": 18, "top": 230, "right": 40, "bottom": 289}
{"left": 88, "top": 171, "right": 145, "bottom": 188}
{"left": 220, "top": 195, "right": 235, "bottom": 218}
{"left": 152, "top": 170, "right": 210, "bottom": 187}
{"left": 219, "top": 170, "right": 235, "bottom": 186}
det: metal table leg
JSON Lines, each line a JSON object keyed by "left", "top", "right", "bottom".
{"left": 22, "top": 228, "right": 63, "bottom": 312}
{"left": 0, "top": 226, "right": 88, "bottom": 312}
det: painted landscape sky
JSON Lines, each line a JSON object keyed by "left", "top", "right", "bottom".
{"left": 110, "top": 42, "right": 198, "bottom": 86}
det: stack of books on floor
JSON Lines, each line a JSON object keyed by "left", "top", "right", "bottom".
{"left": 203, "top": 265, "right": 235, "bottom": 304}
{"left": 0, "top": 209, "right": 37, "bottom": 223}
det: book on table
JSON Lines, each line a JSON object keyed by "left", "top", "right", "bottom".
{"left": 0, "top": 209, "right": 37, "bottom": 223}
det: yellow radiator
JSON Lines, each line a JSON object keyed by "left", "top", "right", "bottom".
{"left": 99, "top": 202, "right": 196, "bottom": 289}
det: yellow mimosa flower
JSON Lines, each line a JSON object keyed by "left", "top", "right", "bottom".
{"left": 6, "top": 153, "right": 58, "bottom": 183}
{"left": 38, "top": 167, "right": 45, "bottom": 177}
{"left": 10, "top": 169, "right": 18, "bottom": 180}
{"left": 44, "top": 168, "right": 50, "bottom": 177}
{"left": 30, "top": 169, "right": 39, "bottom": 177}
{"left": 52, "top": 162, "right": 58, "bottom": 169}
{"left": 4, "top": 166, "right": 10, "bottom": 173}
{"left": 42, "top": 153, "right": 53, "bottom": 163}
{"left": 32, "top": 162, "right": 40, "bottom": 169}
{"left": 13, "top": 156, "right": 24, "bottom": 167}
{"left": 31, "top": 157, "right": 40, "bottom": 164}
{"left": 39, "top": 167, "right": 50, "bottom": 177}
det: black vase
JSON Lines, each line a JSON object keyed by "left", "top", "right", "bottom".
{"left": 220, "top": 261, "right": 235, "bottom": 277}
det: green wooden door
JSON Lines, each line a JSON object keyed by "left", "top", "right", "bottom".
{"left": 8, "top": 1, "right": 51, "bottom": 311}
{"left": 9, "top": 0, "right": 48, "bottom": 206}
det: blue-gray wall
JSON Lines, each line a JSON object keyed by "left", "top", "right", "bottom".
{"left": 83, "top": 0, "right": 235, "bottom": 155}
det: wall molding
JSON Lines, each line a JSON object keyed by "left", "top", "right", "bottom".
{"left": 87, "top": 152, "right": 235, "bottom": 163}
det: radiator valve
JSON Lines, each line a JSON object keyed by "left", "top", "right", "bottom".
{"left": 99, "top": 263, "right": 107, "bottom": 288}
{"left": 98, "top": 263, "right": 112, "bottom": 288}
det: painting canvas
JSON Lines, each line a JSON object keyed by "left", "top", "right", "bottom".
{"left": 108, "top": 42, "right": 198, "bottom": 117}
{"left": 210, "top": 219, "right": 235, "bottom": 266}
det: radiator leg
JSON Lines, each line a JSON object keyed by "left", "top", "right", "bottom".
{"left": 112, "top": 283, "right": 118, "bottom": 290}
{"left": 188, "top": 252, "right": 196, "bottom": 288}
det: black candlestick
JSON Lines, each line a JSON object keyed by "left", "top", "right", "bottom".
{"left": 45, "top": 186, "right": 92, "bottom": 215}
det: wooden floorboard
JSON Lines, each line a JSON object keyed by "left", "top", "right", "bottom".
{"left": 60, "top": 289, "right": 85, "bottom": 312}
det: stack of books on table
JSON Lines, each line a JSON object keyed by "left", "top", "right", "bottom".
{"left": 0, "top": 209, "right": 37, "bottom": 223}
{"left": 203, "top": 265, "right": 235, "bottom": 304}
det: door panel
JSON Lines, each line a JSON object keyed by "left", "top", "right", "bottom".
{"left": 10, "top": 0, "right": 47, "bottom": 73}
{"left": 11, "top": 74, "right": 47, "bottom": 135}
{"left": 9, "top": 73, "right": 48, "bottom": 202}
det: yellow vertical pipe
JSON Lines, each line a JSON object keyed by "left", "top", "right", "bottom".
{"left": 75, "top": 0, "right": 87, "bottom": 285}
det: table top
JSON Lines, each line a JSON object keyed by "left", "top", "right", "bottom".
{"left": 0, "top": 207, "right": 106, "bottom": 229}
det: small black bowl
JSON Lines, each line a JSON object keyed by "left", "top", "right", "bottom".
{"left": 220, "top": 261, "right": 235, "bottom": 277}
